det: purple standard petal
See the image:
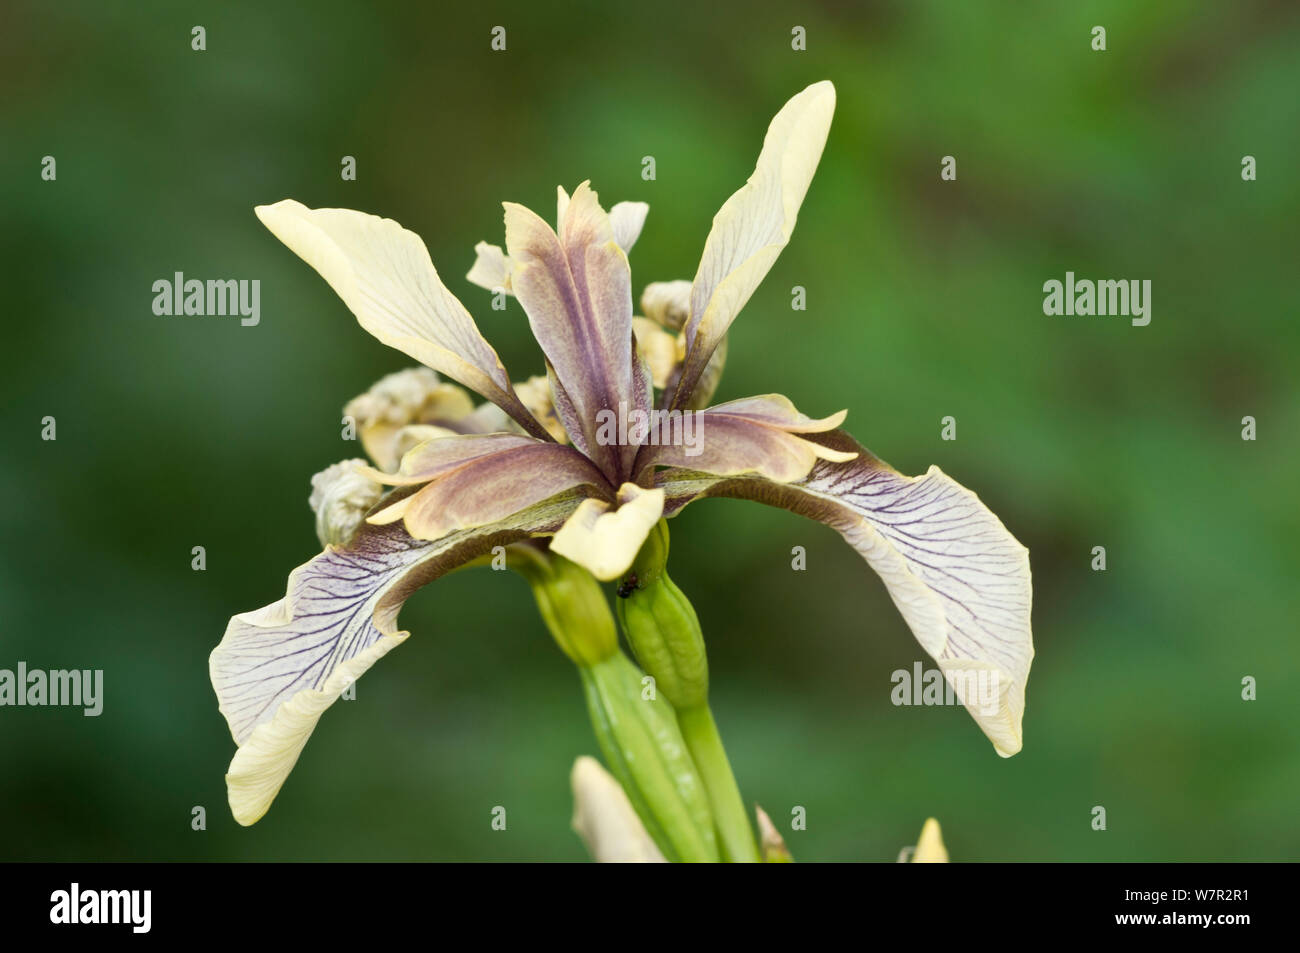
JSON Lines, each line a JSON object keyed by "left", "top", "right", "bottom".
{"left": 505, "top": 184, "right": 646, "bottom": 482}
{"left": 656, "top": 430, "right": 1033, "bottom": 757}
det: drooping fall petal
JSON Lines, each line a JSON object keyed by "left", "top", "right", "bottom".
{"left": 671, "top": 81, "right": 836, "bottom": 409}
{"left": 657, "top": 430, "right": 1033, "bottom": 756}
{"left": 254, "top": 199, "right": 549, "bottom": 441}
{"left": 210, "top": 494, "right": 586, "bottom": 825}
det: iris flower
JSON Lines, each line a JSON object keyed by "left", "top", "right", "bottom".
{"left": 211, "top": 81, "right": 1033, "bottom": 826}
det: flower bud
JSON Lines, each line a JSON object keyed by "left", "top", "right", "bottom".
{"left": 570, "top": 756, "right": 666, "bottom": 863}
{"left": 514, "top": 548, "right": 618, "bottom": 667}
{"left": 615, "top": 521, "right": 709, "bottom": 710}
{"left": 640, "top": 280, "right": 691, "bottom": 331}
{"left": 308, "top": 460, "right": 383, "bottom": 547}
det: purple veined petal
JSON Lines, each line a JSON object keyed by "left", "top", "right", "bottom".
{"left": 369, "top": 440, "right": 615, "bottom": 541}
{"left": 505, "top": 184, "right": 641, "bottom": 483}
{"left": 254, "top": 199, "right": 551, "bottom": 441}
{"left": 656, "top": 429, "right": 1033, "bottom": 757}
{"left": 210, "top": 492, "right": 585, "bottom": 825}
{"left": 632, "top": 393, "right": 853, "bottom": 484}
{"left": 670, "top": 81, "right": 836, "bottom": 410}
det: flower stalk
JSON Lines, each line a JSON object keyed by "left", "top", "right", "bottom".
{"left": 616, "top": 521, "right": 761, "bottom": 863}
{"left": 513, "top": 546, "right": 719, "bottom": 862}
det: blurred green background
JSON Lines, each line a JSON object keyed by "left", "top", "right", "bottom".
{"left": 3, "top": 0, "right": 1297, "bottom": 861}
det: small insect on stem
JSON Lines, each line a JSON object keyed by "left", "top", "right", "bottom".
{"left": 616, "top": 572, "right": 641, "bottom": 599}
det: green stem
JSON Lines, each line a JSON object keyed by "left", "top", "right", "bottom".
{"left": 677, "top": 704, "right": 760, "bottom": 863}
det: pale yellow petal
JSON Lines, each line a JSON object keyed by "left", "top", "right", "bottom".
{"left": 674, "top": 81, "right": 835, "bottom": 407}
{"left": 255, "top": 200, "right": 544, "bottom": 438}
{"left": 226, "top": 633, "right": 406, "bottom": 826}
{"left": 912, "top": 817, "right": 949, "bottom": 863}
{"left": 550, "top": 484, "right": 665, "bottom": 581}
{"left": 609, "top": 201, "right": 649, "bottom": 253}
{"left": 466, "top": 241, "right": 512, "bottom": 293}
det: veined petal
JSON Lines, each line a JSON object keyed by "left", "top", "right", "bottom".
{"left": 656, "top": 430, "right": 1032, "bottom": 756}
{"left": 254, "top": 200, "right": 549, "bottom": 441}
{"left": 211, "top": 495, "right": 582, "bottom": 824}
{"left": 609, "top": 201, "right": 650, "bottom": 253}
{"left": 505, "top": 183, "right": 642, "bottom": 481}
{"left": 370, "top": 440, "right": 613, "bottom": 541}
{"left": 671, "top": 81, "right": 836, "bottom": 409}
{"left": 550, "top": 483, "right": 665, "bottom": 581}
{"left": 634, "top": 394, "right": 855, "bottom": 484}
